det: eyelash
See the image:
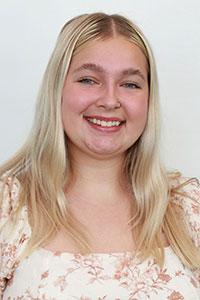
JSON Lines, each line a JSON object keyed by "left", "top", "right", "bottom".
{"left": 78, "top": 78, "right": 97, "bottom": 85}
{"left": 121, "top": 82, "right": 140, "bottom": 89}
{"left": 77, "top": 78, "right": 140, "bottom": 89}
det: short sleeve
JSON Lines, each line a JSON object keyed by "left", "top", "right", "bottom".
{"left": 0, "top": 176, "right": 31, "bottom": 296}
{"left": 171, "top": 177, "right": 200, "bottom": 248}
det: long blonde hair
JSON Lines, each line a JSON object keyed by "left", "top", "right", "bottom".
{"left": 0, "top": 12, "right": 199, "bottom": 268}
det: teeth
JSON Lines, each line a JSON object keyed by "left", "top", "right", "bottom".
{"left": 87, "top": 118, "right": 121, "bottom": 127}
{"left": 97, "top": 119, "right": 101, "bottom": 125}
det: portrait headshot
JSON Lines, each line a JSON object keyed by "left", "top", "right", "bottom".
{"left": 0, "top": 1, "right": 199, "bottom": 299}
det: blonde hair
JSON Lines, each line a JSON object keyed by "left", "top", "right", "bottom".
{"left": 0, "top": 12, "right": 199, "bottom": 269}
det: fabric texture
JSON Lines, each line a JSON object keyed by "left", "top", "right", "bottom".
{"left": 0, "top": 176, "right": 200, "bottom": 300}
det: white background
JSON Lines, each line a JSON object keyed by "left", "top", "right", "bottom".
{"left": 0, "top": 0, "right": 199, "bottom": 178}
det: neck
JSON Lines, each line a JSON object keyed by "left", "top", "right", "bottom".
{"left": 65, "top": 149, "right": 130, "bottom": 206}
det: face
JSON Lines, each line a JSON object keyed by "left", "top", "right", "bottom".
{"left": 61, "top": 36, "right": 149, "bottom": 160}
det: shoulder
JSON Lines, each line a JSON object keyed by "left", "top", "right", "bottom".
{"left": 170, "top": 175, "right": 200, "bottom": 211}
{"left": 0, "top": 172, "right": 30, "bottom": 242}
{"left": 0, "top": 174, "right": 31, "bottom": 294}
{"left": 0, "top": 174, "right": 21, "bottom": 228}
{"left": 169, "top": 175, "right": 200, "bottom": 247}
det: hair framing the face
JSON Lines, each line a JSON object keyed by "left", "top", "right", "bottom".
{"left": 0, "top": 12, "right": 199, "bottom": 269}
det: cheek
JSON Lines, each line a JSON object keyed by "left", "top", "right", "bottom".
{"left": 126, "top": 98, "right": 148, "bottom": 123}
{"left": 62, "top": 88, "right": 94, "bottom": 116}
{"left": 61, "top": 98, "right": 81, "bottom": 120}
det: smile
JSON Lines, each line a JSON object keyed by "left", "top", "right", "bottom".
{"left": 87, "top": 118, "right": 122, "bottom": 127}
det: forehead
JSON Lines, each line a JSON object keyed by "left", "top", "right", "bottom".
{"left": 69, "top": 36, "right": 148, "bottom": 75}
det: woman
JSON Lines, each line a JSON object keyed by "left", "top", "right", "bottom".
{"left": 0, "top": 12, "right": 199, "bottom": 299}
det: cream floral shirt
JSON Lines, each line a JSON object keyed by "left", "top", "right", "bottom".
{"left": 0, "top": 176, "right": 200, "bottom": 300}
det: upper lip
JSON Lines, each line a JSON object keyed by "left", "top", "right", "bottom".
{"left": 83, "top": 115, "right": 125, "bottom": 122}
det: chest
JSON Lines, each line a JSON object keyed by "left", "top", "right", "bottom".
{"left": 44, "top": 200, "right": 135, "bottom": 253}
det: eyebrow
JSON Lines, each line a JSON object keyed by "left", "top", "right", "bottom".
{"left": 121, "top": 68, "right": 146, "bottom": 81}
{"left": 73, "top": 63, "right": 146, "bottom": 81}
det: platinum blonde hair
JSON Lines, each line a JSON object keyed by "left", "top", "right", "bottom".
{"left": 0, "top": 12, "right": 199, "bottom": 268}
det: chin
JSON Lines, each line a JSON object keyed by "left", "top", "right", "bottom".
{"left": 85, "top": 143, "right": 125, "bottom": 158}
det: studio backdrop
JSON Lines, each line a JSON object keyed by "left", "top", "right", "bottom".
{"left": 0, "top": 0, "right": 199, "bottom": 177}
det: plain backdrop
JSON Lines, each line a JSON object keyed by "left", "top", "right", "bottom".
{"left": 0, "top": 0, "right": 199, "bottom": 178}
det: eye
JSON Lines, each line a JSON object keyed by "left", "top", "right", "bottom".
{"left": 121, "top": 82, "right": 140, "bottom": 89}
{"left": 77, "top": 78, "right": 97, "bottom": 85}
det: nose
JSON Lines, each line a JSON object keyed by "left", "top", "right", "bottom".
{"left": 96, "top": 84, "right": 121, "bottom": 110}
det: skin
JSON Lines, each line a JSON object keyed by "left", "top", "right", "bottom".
{"left": 44, "top": 36, "right": 150, "bottom": 253}
{"left": 61, "top": 36, "right": 149, "bottom": 162}
{"left": 45, "top": 38, "right": 170, "bottom": 252}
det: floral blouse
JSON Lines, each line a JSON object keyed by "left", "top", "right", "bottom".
{"left": 0, "top": 176, "right": 200, "bottom": 300}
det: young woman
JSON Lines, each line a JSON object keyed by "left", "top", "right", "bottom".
{"left": 0, "top": 12, "right": 199, "bottom": 299}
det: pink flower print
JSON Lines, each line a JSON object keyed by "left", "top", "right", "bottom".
{"left": 54, "top": 275, "right": 68, "bottom": 292}
{"left": 191, "top": 203, "right": 200, "bottom": 214}
{"left": 175, "top": 270, "right": 184, "bottom": 276}
{"left": 114, "top": 271, "right": 121, "bottom": 280}
{"left": 167, "top": 291, "right": 184, "bottom": 300}
{"left": 157, "top": 271, "right": 172, "bottom": 283}
{"left": 41, "top": 271, "right": 49, "bottom": 280}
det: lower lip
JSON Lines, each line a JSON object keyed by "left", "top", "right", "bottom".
{"left": 85, "top": 119, "right": 124, "bottom": 132}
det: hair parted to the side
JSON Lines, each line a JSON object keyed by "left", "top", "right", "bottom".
{"left": 0, "top": 12, "right": 199, "bottom": 269}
